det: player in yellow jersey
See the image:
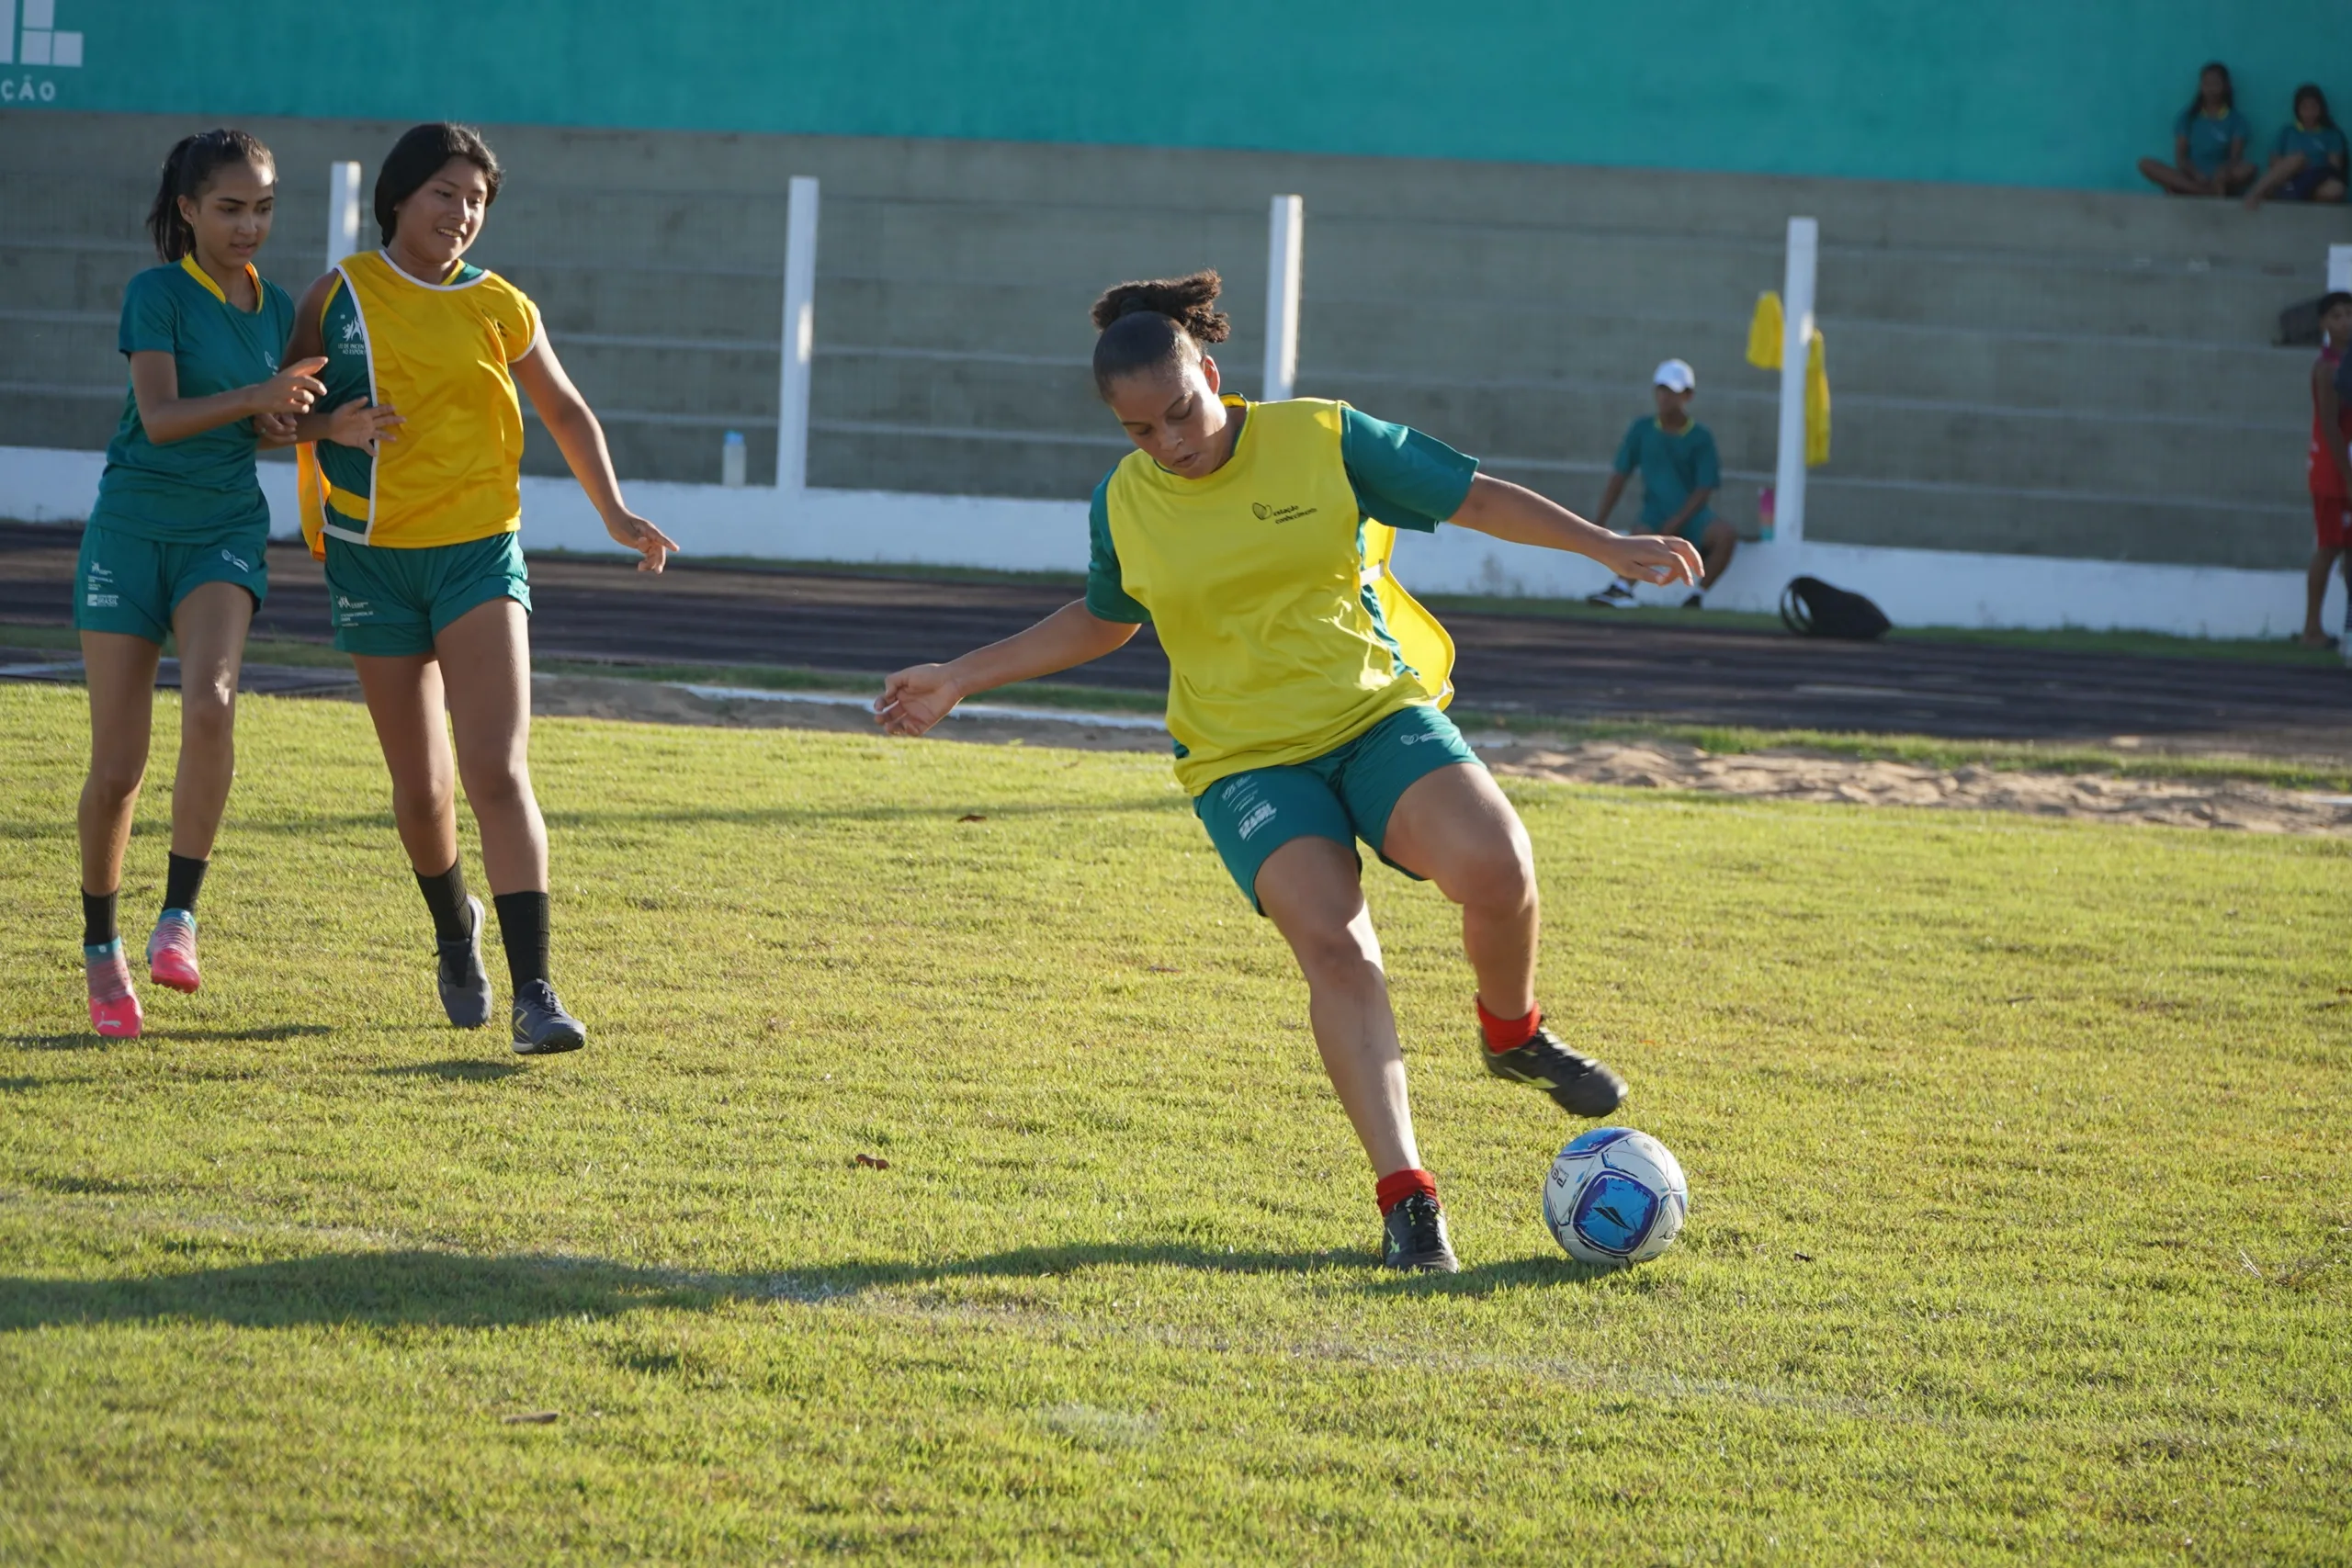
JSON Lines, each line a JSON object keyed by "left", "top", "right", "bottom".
{"left": 878, "top": 273, "right": 1700, "bottom": 1271}
{"left": 282, "top": 124, "right": 678, "bottom": 1056}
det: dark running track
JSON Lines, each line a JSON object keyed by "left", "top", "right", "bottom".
{"left": 4, "top": 522, "right": 2345, "bottom": 761}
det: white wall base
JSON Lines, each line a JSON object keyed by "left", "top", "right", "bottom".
{"left": 3, "top": 446, "right": 2332, "bottom": 641}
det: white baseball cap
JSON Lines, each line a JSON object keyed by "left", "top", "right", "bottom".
{"left": 1653, "top": 358, "right": 1696, "bottom": 393}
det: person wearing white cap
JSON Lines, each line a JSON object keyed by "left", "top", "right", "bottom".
{"left": 1586, "top": 358, "right": 1735, "bottom": 608}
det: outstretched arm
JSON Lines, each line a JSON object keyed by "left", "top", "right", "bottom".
{"left": 128, "top": 351, "right": 326, "bottom": 446}
{"left": 513, "top": 339, "right": 680, "bottom": 572}
{"left": 876, "top": 601, "right": 1140, "bottom": 737}
{"left": 1450, "top": 473, "right": 1702, "bottom": 587}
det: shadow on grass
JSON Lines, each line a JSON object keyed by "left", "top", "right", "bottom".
{"left": 4, "top": 1021, "right": 330, "bottom": 1052}
{"left": 370, "top": 1059, "right": 525, "bottom": 1082}
{"left": 0, "top": 1077, "right": 39, "bottom": 1092}
{"left": 0, "top": 1240, "right": 1612, "bottom": 1332}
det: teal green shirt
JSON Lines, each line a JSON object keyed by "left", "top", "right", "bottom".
{"left": 1085, "top": 403, "right": 1474, "bottom": 625}
{"left": 89, "top": 260, "right": 295, "bottom": 543}
{"left": 2173, "top": 107, "right": 2251, "bottom": 175}
{"left": 1612, "top": 416, "right": 1719, "bottom": 528}
{"left": 2277, "top": 123, "right": 2348, "bottom": 167}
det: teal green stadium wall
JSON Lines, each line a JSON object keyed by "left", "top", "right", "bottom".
{"left": 6, "top": 1, "right": 2345, "bottom": 190}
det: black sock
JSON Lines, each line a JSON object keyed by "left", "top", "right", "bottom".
{"left": 163, "top": 852, "right": 208, "bottom": 916}
{"left": 415, "top": 860, "right": 473, "bottom": 944}
{"left": 492, "top": 890, "right": 551, "bottom": 995}
{"left": 82, "top": 889, "right": 118, "bottom": 950}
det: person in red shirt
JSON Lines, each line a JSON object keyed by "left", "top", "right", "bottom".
{"left": 2303, "top": 291, "right": 2352, "bottom": 648}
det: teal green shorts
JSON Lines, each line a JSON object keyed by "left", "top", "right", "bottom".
{"left": 1193, "top": 704, "right": 1484, "bottom": 913}
{"left": 73, "top": 521, "right": 267, "bottom": 643}
{"left": 324, "top": 533, "right": 531, "bottom": 657}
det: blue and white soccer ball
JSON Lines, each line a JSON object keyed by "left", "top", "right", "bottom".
{"left": 1543, "top": 1127, "right": 1689, "bottom": 1266}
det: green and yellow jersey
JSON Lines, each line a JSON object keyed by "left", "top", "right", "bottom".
{"left": 89, "top": 254, "right": 295, "bottom": 543}
{"left": 1086, "top": 397, "right": 1475, "bottom": 795}
{"left": 297, "top": 249, "right": 542, "bottom": 555}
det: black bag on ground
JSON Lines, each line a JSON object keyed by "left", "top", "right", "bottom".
{"left": 1780, "top": 576, "right": 1892, "bottom": 640}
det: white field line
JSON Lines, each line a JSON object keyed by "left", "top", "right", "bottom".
{"left": 672, "top": 682, "right": 1168, "bottom": 732}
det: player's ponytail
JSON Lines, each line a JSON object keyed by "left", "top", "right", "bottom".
{"left": 1090, "top": 270, "right": 1231, "bottom": 396}
{"left": 145, "top": 129, "right": 273, "bottom": 263}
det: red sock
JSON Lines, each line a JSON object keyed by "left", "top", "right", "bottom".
{"left": 1478, "top": 998, "right": 1542, "bottom": 1054}
{"left": 1375, "top": 1168, "right": 1439, "bottom": 1215}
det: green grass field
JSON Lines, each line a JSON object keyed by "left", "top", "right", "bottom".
{"left": 2, "top": 683, "right": 2347, "bottom": 1564}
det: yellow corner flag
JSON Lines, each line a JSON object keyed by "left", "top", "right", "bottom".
{"left": 1745, "top": 292, "right": 1830, "bottom": 467}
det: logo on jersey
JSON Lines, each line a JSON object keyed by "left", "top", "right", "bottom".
{"left": 1250, "top": 502, "right": 1318, "bottom": 525}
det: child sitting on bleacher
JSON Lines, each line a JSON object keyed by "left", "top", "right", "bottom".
{"left": 2137, "top": 62, "right": 2255, "bottom": 197}
{"left": 2245, "top": 85, "right": 2347, "bottom": 209}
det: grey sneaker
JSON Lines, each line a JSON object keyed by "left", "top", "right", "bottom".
{"left": 436, "top": 896, "right": 493, "bottom": 1029}
{"left": 512, "top": 980, "right": 586, "bottom": 1055}
{"left": 1382, "top": 1193, "right": 1460, "bottom": 1273}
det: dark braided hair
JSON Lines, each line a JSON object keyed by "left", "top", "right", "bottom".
{"left": 374, "top": 122, "right": 503, "bottom": 245}
{"left": 2186, "top": 62, "right": 2234, "bottom": 124}
{"left": 145, "top": 129, "right": 273, "bottom": 263}
{"left": 1090, "top": 270, "right": 1231, "bottom": 397}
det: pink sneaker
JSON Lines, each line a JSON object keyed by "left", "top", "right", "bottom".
{"left": 147, "top": 911, "right": 200, "bottom": 994}
{"left": 86, "top": 942, "right": 143, "bottom": 1038}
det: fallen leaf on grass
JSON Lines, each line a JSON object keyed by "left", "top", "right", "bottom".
{"left": 502, "top": 1411, "right": 560, "bottom": 1426}
{"left": 957, "top": 813, "right": 987, "bottom": 823}
{"left": 1792, "top": 1252, "right": 1815, "bottom": 1262}
{"left": 1148, "top": 964, "right": 1180, "bottom": 974}
{"left": 852, "top": 1152, "right": 891, "bottom": 1170}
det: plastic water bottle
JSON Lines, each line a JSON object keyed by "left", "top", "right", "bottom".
{"left": 721, "top": 429, "right": 746, "bottom": 488}
{"left": 1757, "top": 484, "right": 1776, "bottom": 542}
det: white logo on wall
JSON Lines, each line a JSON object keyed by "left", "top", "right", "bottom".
{"left": 4, "top": 0, "right": 85, "bottom": 102}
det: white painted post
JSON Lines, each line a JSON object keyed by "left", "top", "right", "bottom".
{"left": 1263, "top": 195, "right": 1303, "bottom": 402}
{"left": 777, "top": 175, "right": 820, "bottom": 493}
{"left": 1773, "top": 216, "right": 1819, "bottom": 547}
{"left": 325, "top": 161, "right": 362, "bottom": 268}
{"left": 2329, "top": 243, "right": 2352, "bottom": 293}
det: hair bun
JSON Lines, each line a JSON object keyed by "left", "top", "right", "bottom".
{"left": 1089, "top": 270, "right": 1230, "bottom": 344}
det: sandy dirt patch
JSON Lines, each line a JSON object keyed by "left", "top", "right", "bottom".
{"left": 1484, "top": 739, "right": 2352, "bottom": 837}
{"left": 524, "top": 675, "right": 2352, "bottom": 838}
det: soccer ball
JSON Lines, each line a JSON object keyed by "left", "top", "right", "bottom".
{"left": 1543, "top": 1127, "right": 1689, "bottom": 1266}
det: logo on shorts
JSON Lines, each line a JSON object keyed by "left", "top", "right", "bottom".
{"left": 220, "top": 548, "right": 251, "bottom": 571}
{"left": 334, "top": 593, "right": 372, "bottom": 624}
{"left": 1237, "top": 803, "right": 1277, "bottom": 840}
{"left": 1250, "top": 501, "right": 1318, "bottom": 525}
{"left": 85, "top": 593, "right": 118, "bottom": 607}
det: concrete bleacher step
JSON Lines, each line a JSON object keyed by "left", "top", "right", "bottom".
{"left": 6, "top": 107, "right": 2335, "bottom": 572}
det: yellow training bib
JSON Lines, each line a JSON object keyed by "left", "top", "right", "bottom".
{"left": 298, "top": 251, "right": 541, "bottom": 557}
{"left": 1102, "top": 398, "right": 1454, "bottom": 795}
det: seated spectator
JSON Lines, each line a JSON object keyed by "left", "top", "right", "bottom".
{"left": 2138, "top": 62, "right": 2256, "bottom": 197}
{"left": 1586, "top": 359, "right": 1734, "bottom": 611}
{"left": 2245, "top": 84, "right": 2348, "bottom": 209}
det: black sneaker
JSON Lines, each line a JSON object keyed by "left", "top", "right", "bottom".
{"left": 436, "top": 896, "right": 493, "bottom": 1029}
{"left": 1482, "top": 1026, "right": 1627, "bottom": 1116}
{"left": 1585, "top": 582, "right": 1637, "bottom": 608}
{"left": 1382, "top": 1193, "right": 1460, "bottom": 1273}
{"left": 511, "top": 980, "right": 587, "bottom": 1055}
